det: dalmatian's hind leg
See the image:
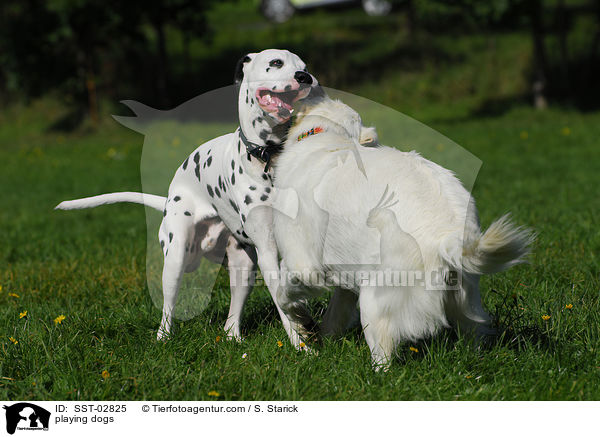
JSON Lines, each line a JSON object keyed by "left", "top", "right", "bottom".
{"left": 156, "top": 193, "right": 217, "bottom": 341}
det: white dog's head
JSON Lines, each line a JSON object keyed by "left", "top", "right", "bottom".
{"left": 235, "top": 49, "right": 319, "bottom": 125}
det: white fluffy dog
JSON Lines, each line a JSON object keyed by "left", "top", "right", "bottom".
{"left": 273, "top": 96, "right": 534, "bottom": 369}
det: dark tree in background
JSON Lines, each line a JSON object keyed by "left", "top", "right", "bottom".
{"left": 1, "top": 0, "right": 600, "bottom": 125}
{"left": 0, "top": 0, "right": 213, "bottom": 122}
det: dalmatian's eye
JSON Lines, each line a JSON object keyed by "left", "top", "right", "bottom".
{"left": 269, "top": 59, "right": 284, "bottom": 68}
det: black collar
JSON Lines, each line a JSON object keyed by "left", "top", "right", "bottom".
{"left": 238, "top": 127, "right": 282, "bottom": 172}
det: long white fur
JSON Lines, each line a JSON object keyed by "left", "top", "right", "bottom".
{"left": 273, "top": 98, "right": 534, "bottom": 369}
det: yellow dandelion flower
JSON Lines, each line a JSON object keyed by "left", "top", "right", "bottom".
{"left": 215, "top": 335, "right": 221, "bottom": 343}
{"left": 409, "top": 346, "right": 419, "bottom": 353}
{"left": 465, "top": 375, "right": 473, "bottom": 379}
{"left": 19, "top": 310, "right": 27, "bottom": 319}
{"left": 277, "top": 340, "right": 283, "bottom": 348}
{"left": 9, "top": 337, "right": 18, "bottom": 345}
{"left": 101, "top": 370, "right": 110, "bottom": 380}
{"left": 208, "top": 390, "right": 220, "bottom": 397}
{"left": 541, "top": 314, "right": 551, "bottom": 321}
{"left": 54, "top": 314, "right": 66, "bottom": 325}
{"left": 8, "top": 292, "right": 19, "bottom": 298}
{"left": 0, "top": 285, "right": 2, "bottom": 292}
{"left": 299, "top": 342, "right": 306, "bottom": 348}
{"left": 519, "top": 131, "right": 529, "bottom": 140}
{"left": 561, "top": 127, "right": 571, "bottom": 136}
{"left": 565, "top": 304, "right": 573, "bottom": 309}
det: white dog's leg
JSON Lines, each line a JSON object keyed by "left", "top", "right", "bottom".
{"left": 321, "top": 288, "right": 359, "bottom": 337}
{"left": 445, "top": 272, "right": 495, "bottom": 339}
{"left": 359, "top": 286, "right": 395, "bottom": 371}
{"left": 224, "top": 241, "right": 257, "bottom": 341}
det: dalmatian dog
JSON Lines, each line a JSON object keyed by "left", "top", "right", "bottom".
{"left": 57, "top": 49, "right": 323, "bottom": 347}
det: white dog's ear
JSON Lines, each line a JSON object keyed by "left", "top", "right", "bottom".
{"left": 234, "top": 53, "right": 257, "bottom": 86}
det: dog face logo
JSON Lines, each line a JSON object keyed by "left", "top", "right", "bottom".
{"left": 3, "top": 403, "right": 50, "bottom": 435}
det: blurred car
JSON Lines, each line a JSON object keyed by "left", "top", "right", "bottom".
{"left": 260, "top": 0, "right": 392, "bottom": 23}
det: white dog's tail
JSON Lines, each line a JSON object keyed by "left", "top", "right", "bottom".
{"left": 55, "top": 192, "right": 166, "bottom": 212}
{"left": 440, "top": 214, "right": 534, "bottom": 276}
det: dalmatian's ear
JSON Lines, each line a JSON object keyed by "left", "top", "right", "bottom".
{"left": 234, "top": 53, "right": 257, "bottom": 86}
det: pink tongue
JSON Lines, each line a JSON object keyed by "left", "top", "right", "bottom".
{"left": 260, "top": 93, "right": 291, "bottom": 111}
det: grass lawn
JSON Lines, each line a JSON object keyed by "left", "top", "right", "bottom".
{"left": 0, "top": 91, "right": 598, "bottom": 400}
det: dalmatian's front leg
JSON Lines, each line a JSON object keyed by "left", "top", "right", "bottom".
{"left": 321, "top": 288, "right": 359, "bottom": 337}
{"left": 223, "top": 239, "right": 257, "bottom": 341}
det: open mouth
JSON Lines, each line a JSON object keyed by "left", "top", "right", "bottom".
{"left": 256, "top": 86, "right": 311, "bottom": 119}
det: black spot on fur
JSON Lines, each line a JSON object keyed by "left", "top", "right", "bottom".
{"left": 163, "top": 209, "right": 167, "bottom": 217}
{"left": 231, "top": 173, "right": 235, "bottom": 185}
{"left": 207, "top": 149, "right": 212, "bottom": 155}
{"left": 174, "top": 196, "right": 181, "bottom": 202}
{"left": 161, "top": 240, "right": 165, "bottom": 249}
{"left": 231, "top": 160, "right": 235, "bottom": 170}
{"left": 249, "top": 186, "right": 256, "bottom": 190}
{"left": 247, "top": 153, "right": 252, "bottom": 162}
{"left": 207, "top": 185, "right": 214, "bottom": 197}
{"left": 229, "top": 199, "right": 239, "bottom": 214}
{"left": 242, "top": 231, "right": 249, "bottom": 238}
{"left": 165, "top": 249, "right": 168, "bottom": 256}
{"left": 252, "top": 119, "right": 256, "bottom": 128}
{"left": 207, "top": 156, "right": 212, "bottom": 167}
{"left": 182, "top": 157, "right": 189, "bottom": 170}
{"left": 260, "top": 194, "right": 269, "bottom": 201}
{"left": 285, "top": 84, "right": 292, "bottom": 91}
{"left": 169, "top": 233, "right": 173, "bottom": 242}
{"left": 238, "top": 166, "right": 243, "bottom": 174}
{"left": 241, "top": 214, "right": 246, "bottom": 222}
{"left": 236, "top": 230, "right": 241, "bottom": 235}
{"left": 259, "top": 130, "right": 268, "bottom": 140}
{"left": 244, "top": 195, "right": 252, "bottom": 205}
{"left": 262, "top": 173, "right": 268, "bottom": 180}
{"left": 265, "top": 187, "right": 271, "bottom": 193}
{"left": 272, "top": 86, "right": 276, "bottom": 91}
{"left": 215, "top": 187, "right": 221, "bottom": 197}
{"left": 184, "top": 211, "right": 191, "bottom": 216}
{"left": 193, "top": 152, "right": 200, "bottom": 164}
{"left": 218, "top": 175, "right": 223, "bottom": 189}
{"left": 195, "top": 165, "right": 201, "bottom": 181}
{"left": 238, "top": 141, "right": 241, "bottom": 152}
{"left": 246, "top": 96, "right": 248, "bottom": 104}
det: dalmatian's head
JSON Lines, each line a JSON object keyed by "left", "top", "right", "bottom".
{"left": 235, "top": 49, "right": 318, "bottom": 129}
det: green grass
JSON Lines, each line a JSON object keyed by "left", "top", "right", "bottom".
{"left": 1, "top": 93, "right": 598, "bottom": 400}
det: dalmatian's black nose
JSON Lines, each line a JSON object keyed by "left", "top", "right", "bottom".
{"left": 294, "top": 71, "right": 313, "bottom": 85}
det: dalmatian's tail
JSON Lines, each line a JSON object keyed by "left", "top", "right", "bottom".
{"left": 55, "top": 192, "right": 166, "bottom": 212}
